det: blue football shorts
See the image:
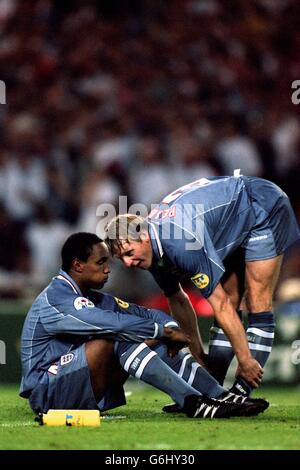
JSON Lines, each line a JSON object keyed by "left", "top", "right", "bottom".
{"left": 242, "top": 178, "right": 300, "bottom": 261}
{"left": 29, "top": 344, "right": 126, "bottom": 413}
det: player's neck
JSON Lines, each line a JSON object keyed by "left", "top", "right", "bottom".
{"left": 68, "top": 271, "right": 88, "bottom": 296}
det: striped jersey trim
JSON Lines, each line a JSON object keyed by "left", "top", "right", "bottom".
{"left": 187, "top": 362, "right": 201, "bottom": 385}
{"left": 178, "top": 353, "right": 192, "bottom": 377}
{"left": 123, "top": 343, "right": 147, "bottom": 372}
{"left": 248, "top": 343, "right": 272, "bottom": 352}
{"left": 209, "top": 339, "right": 232, "bottom": 348}
{"left": 148, "top": 222, "right": 164, "bottom": 258}
{"left": 56, "top": 275, "right": 79, "bottom": 294}
{"left": 247, "top": 327, "right": 274, "bottom": 339}
{"left": 135, "top": 351, "right": 157, "bottom": 379}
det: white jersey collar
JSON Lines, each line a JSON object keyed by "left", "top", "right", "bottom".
{"left": 148, "top": 222, "right": 164, "bottom": 259}
{"left": 56, "top": 270, "right": 82, "bottom": 295}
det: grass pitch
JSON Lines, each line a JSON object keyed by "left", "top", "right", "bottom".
{"left": 0, "top": 383, "right": 299, "bottom": 450}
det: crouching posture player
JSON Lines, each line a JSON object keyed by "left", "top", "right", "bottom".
{"left": 105, "top": 175, "right": 300, "bottom": 398}
{"left": 20, "top": 233, "right": 268, "bottom": 419}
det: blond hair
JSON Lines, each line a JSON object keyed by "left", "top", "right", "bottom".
{"left": 104, "top": 214, "right": 148, "bottom": 254}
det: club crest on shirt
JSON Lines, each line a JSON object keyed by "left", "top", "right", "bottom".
{"left": 114, "top": 297, "right": 129, "bottom": 309}
{"left": 191, "top": 273, "right": 210, "bottom": 289}
{"left": 73, "top": 297, "right": 95, "bottom": 310}
{"left": 60, "top": 353, "right": 74, "bottom": 365}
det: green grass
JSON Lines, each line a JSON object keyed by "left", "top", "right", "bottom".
{"left": 0, "top": 383, "right": 299, "bottom": 450}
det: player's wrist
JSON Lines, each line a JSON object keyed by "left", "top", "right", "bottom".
{"left": 238, "top": 354, "right": 253, "bottom": 367}
{"left": 162, "top": 326, "right": 173, "bottom": 337}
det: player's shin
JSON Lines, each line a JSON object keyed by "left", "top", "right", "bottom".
{"left": 115, "top": 342, "right": 201, "bottom": 407}
{"left": 207, "top": 312, "right": 243, "bottom": 385}
{"left": 230, "top": 311, "right": 275, "bottom": 396}
{"left": 156, "top": 345, "right": 224, "bottom": 398}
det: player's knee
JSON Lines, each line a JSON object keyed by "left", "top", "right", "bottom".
{"left": 85, "top": 339, "right": 115, "bottom": 361}
{"left": 245, "top": 290, "right": 273, "bottom": 312}
{"left": 228, "top": 292, "right": 240, "bottom": 310}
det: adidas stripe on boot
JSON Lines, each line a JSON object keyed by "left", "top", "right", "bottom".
{"left": 183, "top": 394, "right": 269, "bottom": 419}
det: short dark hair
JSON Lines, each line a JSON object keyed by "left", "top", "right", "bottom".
{"left": 61, "top": 232, "right": 102, "bottom": 272}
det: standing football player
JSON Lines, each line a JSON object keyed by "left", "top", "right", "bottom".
{"left": 105, "top": 173, "right": 300, "bottom": 397}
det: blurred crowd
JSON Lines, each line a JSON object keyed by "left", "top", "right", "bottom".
{"left": 0, "top": 0, "right": 299, "bottom": 306}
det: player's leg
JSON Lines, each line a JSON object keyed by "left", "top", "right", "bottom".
{"left": 208, "top": 248, "right": 245, "bottom": 384}
{"left": 155, "top": 344, "right": 244, "bottom": 412}
{"left": 245, "top": 256, "right": 282, "bottom": 313}
{"left": 231, "top": 183, "right": 300, "bottom": 394}
{"left": 115, "top": 341, "right": 202, "bottom": 407}
{"left": 230, "top": 255, "right": 282, "bottom": 396}
{"left": 114, "top": 341, "right": 268, "bottom": 417}
{"left": 30, "top": 340, "right": 124, "bottom": 413}
{"left": 28, "top": 340, "right": 268, "bottom": 418}
{"left": 155, "top": 344, "right": 224, "bottom": 398}
{"left": 85, "top": 339, "right": 129, "bottom": 412}
{"left": 85, "top": 339, "right": 128, "bottom": 401}
{"left": 150, "top": 343, "right": 269, "bottom": 415}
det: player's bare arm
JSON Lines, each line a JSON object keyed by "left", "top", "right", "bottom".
{"left": 167, "top": 286, "right": 206, "bottom": 365}
{"left": 162, "top": 326, "right": 190, "bottom": 358}
{"left": 208, "top": 283, "right": 263, "bottom": 388}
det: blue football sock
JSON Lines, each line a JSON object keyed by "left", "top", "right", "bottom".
{"left": 154, "top": 344, "right": 224, "bottom": 398}
{"left": 207, "top": 311, "right": 243, "bottom": 385}
{"left": 115, "top": 342, "right": 201, "bottom": 407}
{"left": 230, "top": 311, "right": 275, "bottom": 396}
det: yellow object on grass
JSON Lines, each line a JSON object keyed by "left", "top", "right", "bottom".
{"left": 40, "top": 409, "right": 101, "bottom": 426}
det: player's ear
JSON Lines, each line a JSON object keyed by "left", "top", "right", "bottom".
{"left": 72, "top": 258, "right": 84, "bottom": 273}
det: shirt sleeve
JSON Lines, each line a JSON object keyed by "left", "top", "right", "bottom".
{"left": 41, "top": 289, "right": 165, "bottom": 342}
{"left": 119, "top": 301, "right": 179, "bottom": 328}
{"left": 149, "top": 264, "right": 181, "bottom": 297}
{"left": 93, "top": 292, "right": 179, "bottom": 328}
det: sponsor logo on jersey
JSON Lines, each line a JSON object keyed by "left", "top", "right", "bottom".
{"left": 73, "top": 297, "right": 95, "bottom": 310}
{"left": 149, "top": 206, "right": 177, "bottom": 219}
{"left": 114, "top": 297, "right": 129, "bottom": 309}
{"left": 60, "top": 353, "right": 74, "bottom": 365}
{"left": 191, "top": 273, "right": 210, "bottom": 289}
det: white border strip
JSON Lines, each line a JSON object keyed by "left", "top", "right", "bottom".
{"left": 247, "top": 327, "right": 274, "bottom": 339}
{"left": 209, "top": 339, "right": 232, "bottom": 348}
{"left": 135, "top": 351, "right": 156, "bottom": 379}
{"left": 57, "top": 275, "right": 79, "bottom": 294}
{"left": 123, "top": 343, "right": 147, "bottom": 371}
{"left": 187, "top": 362, "right": 201, "bottom": 385}
{"left": 178, "top": 353, "right": 192, "bottom": 377}
{"left": 248, "top": 343, "right": 272, "bottom": 352}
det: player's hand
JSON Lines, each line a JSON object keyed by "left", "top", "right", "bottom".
{"left": 162, "top": 327, "right": 190, "bottom": 357}
{"left": 144, "top": 339, "right": 160, "bottom": 349}
{"left": 235, "top": 357, "right": 264, "bottom": 388}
